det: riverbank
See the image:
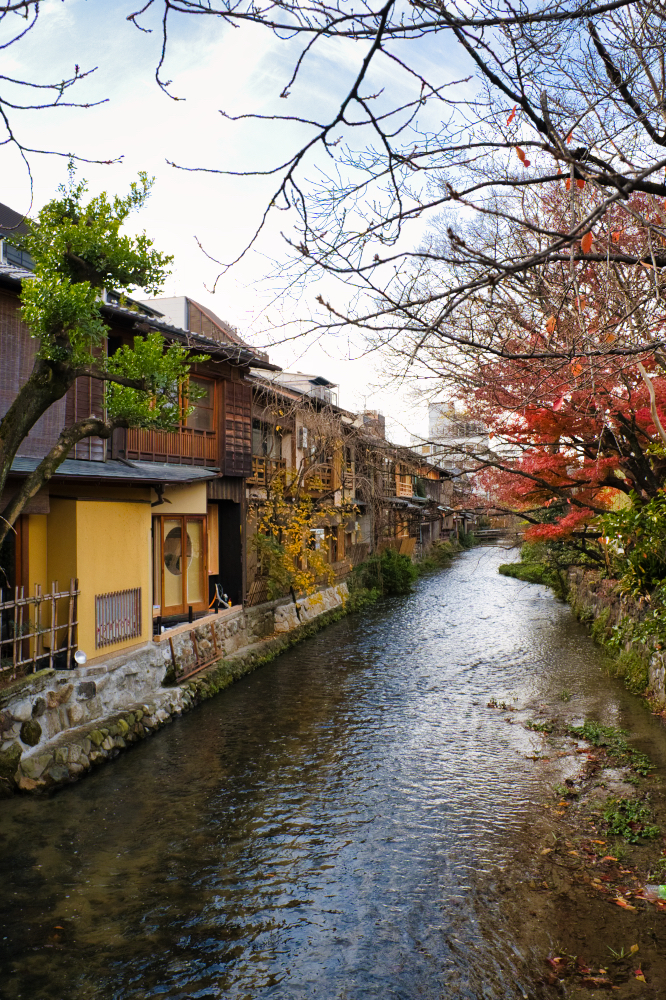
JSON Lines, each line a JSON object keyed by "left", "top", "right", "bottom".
{"left": 483, "top": 683, "right": 666, "bottom": 996}
{"left": 0, "top": 582, "right": 352, "bottom": 797}
{"left": 499, "top": 547, "right": 666, "bottom": 713}
{"left": 0, "top": 538, "right": 471, "bottom": 797}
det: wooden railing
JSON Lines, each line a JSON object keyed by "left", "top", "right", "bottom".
{"left": 0, "top": 580, "right": 79, "bottom": 689}
{"left": 122, "top": 427, "right": 218, "bottom": 467}
{"left": 304, "top": 464, "right": 334, "bottom": 493}
{"left": 396, "top": 479, "right": 413, "bottom": 497}
{"left": 247, "top": 456, "right": 287, "bottom": 486}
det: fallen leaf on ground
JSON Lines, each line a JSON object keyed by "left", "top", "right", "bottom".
{"left": 614, "top": 898, "right": 636, "bottom": 910}
{"left": 635, "top": 969, "right": 646, "bottom": 982}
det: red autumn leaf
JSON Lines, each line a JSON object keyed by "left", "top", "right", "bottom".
{"left": 571, "top": 363, "right": 583, "bottom": 375}
{"left": 612, "top": 230, "right": 622, "bottom": 242}
{"left": 576, "top": 178, "right": 586, "bottom": 189}
{"left": 565, "top": 177, "right": 571, "bottom": 191}
{"left": 545, "top": 314, "right": 557, "bottom": 333}
{"left": 515, "top": 145, "right": 526, "bottom": 163}
{"left": 566, "top": 131, "right": 573, "bottom": 143}
{"left": 581, "top": 231, "right": 593, "bottom": 253}
{"left": 553, "top": 397, "right": 565, "bottom": 411}
{"left": 507, "top": 105, "right": 516, "bottom": 125}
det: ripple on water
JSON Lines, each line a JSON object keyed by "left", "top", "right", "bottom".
{"left": 0, "top": 546, "right": 652, "bottom": 1000}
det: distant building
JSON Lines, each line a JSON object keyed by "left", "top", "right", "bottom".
{"left": 419, "top": 404, "right": 489, "bottom": 473}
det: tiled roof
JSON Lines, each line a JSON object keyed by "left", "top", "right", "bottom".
{"left": 10, "top": 456, "right": 220, "bottom": 484}
{"left": 0, "top": 260, "right": 34, "bottom": 283}
{"left": 104, "top": 303, "right": 279, "bottom": 371}
{"left": 0, "top": 202, "right": 29, "bottom": 238}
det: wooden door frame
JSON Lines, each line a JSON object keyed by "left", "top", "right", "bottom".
{"left": 154, "top": 514, "right": 208, "bottom": 618}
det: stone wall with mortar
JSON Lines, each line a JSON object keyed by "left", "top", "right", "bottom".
{"left": 0, "top": 582, "right": 349, "bottom": 796}
{"left": 567, "top": 567, "right": 666, "bottom": 709}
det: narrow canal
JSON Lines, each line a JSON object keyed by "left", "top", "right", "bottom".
{"left": 2, "top": 546, "right": 665, "bottom": 999}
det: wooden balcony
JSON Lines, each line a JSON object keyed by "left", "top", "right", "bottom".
{"left": 120, "top": 427, "right": 218, "bottom": 467}
{"left": 396, "top": 478, "right": 414, "bottom": 498}
{"left": 304, "top": 464, "right": 334, "bottom": 494}
{"left": 247, "top": 456, "right": 287, "bottom": 486}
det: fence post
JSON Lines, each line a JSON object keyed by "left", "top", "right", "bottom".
{"left": 49, "top": 581, "right": 58, "bottom": 671}
{"left": 12, "top": 586, "right": 19, "bottom": 682}
{"left": 33, "top": 583, "right": 42, "bottom": 672}
{"left": 66, "top": 578, "right": 76, "bottom": 668}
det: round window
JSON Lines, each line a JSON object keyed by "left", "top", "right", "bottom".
{"left": 164, "top": 527, "right": 192, "bottom": 575}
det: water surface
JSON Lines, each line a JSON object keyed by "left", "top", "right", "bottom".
{"left": 2, "top": 546, "right": 664, "bottom": 999}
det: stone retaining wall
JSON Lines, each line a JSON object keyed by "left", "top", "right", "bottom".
{"left": 0, "top": 582, "right": 349, "bottom": 796}
{"left": 567, "top": 567, "right": 666, "bottom": 709}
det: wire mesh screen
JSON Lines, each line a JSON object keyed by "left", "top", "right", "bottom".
{"left": 95, "top": 588, "right": 142, "bottom": 649}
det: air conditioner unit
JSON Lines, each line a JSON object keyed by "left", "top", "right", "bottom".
{"left": 298, "top": 427, "right": 308, "bottom": 449}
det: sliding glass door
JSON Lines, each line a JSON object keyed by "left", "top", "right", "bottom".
{"left": 153, "top": 515, "right": 207, "bottom": 617}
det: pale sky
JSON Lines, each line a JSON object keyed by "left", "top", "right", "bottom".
{"left": 0, "top": 0, "right": 474, "bottom": 443}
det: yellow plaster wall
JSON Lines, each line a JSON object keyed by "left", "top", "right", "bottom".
{"left": 75, "top": 500, "right": 152, "bottom": 656}
{"left": 47, "top": 499, "right": 78, "bottom": 592}
{"left": 27, "top": 514, "right": 48, "bottom": 596}
{"left": 150, "top": 481, "right": 207, "bottom": 515}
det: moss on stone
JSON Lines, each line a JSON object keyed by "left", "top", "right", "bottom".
{"left": 19, "top": 719, "right": 42, "bottom": 747}
{"left": 0, "top": 741, "right": 22, "bottom": 781}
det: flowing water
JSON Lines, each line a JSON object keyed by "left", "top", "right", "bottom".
{"left": 2, "top": 546, "right": 666, "bottom": 1000}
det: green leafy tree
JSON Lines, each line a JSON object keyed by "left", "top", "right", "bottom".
{"left": 0, "top": 172, "right": 194, "bottom": 547}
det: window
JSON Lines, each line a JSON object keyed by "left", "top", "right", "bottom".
{"left": 153, "top": 515, "right": 207, "bottom": 617}
{"left": 185, "top": 377, "right": 215, "bottom": 431}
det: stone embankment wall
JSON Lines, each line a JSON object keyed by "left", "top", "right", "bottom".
{"left": 0, "top": 583, "right": 349, "bottom": 797}
{"left": 567, "top": 567, "right": 666, "bottom": 709}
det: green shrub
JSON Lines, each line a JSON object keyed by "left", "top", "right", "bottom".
{"left": 613, "top": 649, "right": 649, "bottom": 695}
{"left": 354, "top": 548, "right": 419, "bottom": 595}
{"left": 498, "top": 562, "right": 553, "bottom": 585}
{"left": 458, "top": 530, "right": 476, "bottom": 549}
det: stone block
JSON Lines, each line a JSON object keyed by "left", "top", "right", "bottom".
{"left": 67, "top": 703, "right": 85, "bottom": 726}
{"left": 11, "top": 700, "right": 32, "bottom": 723}
{"left": 89, "top": 730, "right": 104, "bottom": 747}
{"left": 117, "top": 718, "right": 129, "bottom": 736}
{"left": 32, "top": 697, "right": 46, "bottom": 718}
{"left": 101, "top": 737, "right": 114, "bottom": 751}
{"left": 77, "top": 681, "right": 96, "bottom": 701}
{"left": 19, "top": 753, "right": 52, "bottom": 780}
{"left": 17, "top": 776, "right": 42, "bottom": 792}
{"left": 46, "top": 764, "right": 70, "bottom": 784}
{"left": 20, "top": 719, "right": 42, "bottom": 747}
{"left": 0, "top": 742, "right": 22, "bottom": 780}
{"left": 68, "top": 762, "right": 85, "bottom": 775}
{"left": 56, "top": 683, "right": 73, "bottom": 704}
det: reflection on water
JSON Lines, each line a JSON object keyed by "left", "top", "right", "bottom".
{"left": 1, "top": 547, "right": 663, "bottom": 999}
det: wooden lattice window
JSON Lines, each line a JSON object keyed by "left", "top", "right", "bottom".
{"left": 223, "top": 381, "right": 252, "bottom": 476}
{"left": 95, "top": 588, "right": 142, "bottom": 648}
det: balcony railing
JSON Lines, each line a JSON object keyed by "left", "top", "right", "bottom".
{"left": 304, "top": 464, "right": 334, "bottom": 493}
{"left": 121, "top": 427, "right": 218, "bottom": 467}
{"left": 247, "top": 456, "right": 287, "bottom": 486}
{"left": 396, "top": 479, "right": 413, "bottom": 497}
